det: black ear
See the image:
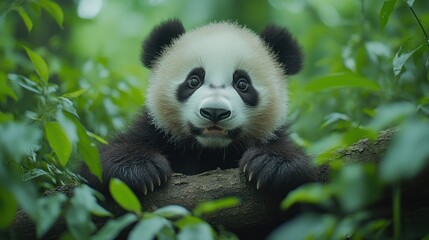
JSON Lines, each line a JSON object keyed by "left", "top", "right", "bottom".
{"left": 141, "top": 19, "right": 185, "bottom": 68}
{"left": 260, "top": 25, "right": 303, "bottom": 75}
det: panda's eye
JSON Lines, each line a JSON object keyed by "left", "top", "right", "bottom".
{"left": 236, "top": 78, "right": 249, "bottom": 92}
{"left": 188, "top": 75, "right": 201, "bottom": 88}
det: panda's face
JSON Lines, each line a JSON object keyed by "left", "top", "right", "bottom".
{"left": 145, "top": 22, "right": 294, "bottom": 148}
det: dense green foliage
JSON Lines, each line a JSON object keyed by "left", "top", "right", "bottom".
{"left": 1, "top": 0, "right": 429, "bottom": 239}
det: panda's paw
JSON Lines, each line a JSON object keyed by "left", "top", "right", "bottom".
{"left": 239, "top": 147, "right": 311, "bottom": 195}
{"left": 111, "top": 152, "right": 172, "bottom": 196}
{"left": 138, "top": 153, "right": 172, "bottom": 195}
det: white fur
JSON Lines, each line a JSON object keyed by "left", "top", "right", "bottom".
{"left": 146, "top": 22, "right": 288, "bottom": 147}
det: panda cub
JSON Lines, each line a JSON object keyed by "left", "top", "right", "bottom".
{"left": 84, "top": 19, "right": 317, "bottom": 197}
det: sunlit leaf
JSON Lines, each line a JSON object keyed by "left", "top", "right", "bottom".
{"left": 23, "top": 46, "right": 49, "bottom": 82}
{"left": 45, "top": 122, "right": 72, "bottom": 167}
{"left": 153, "top": 205, "right": 191, "bottom": 218}
{"left": 193, "top": 197, "right": 240, "bottom": 216}
{"left": 87, "top": 131, "right": 108, "bottom": 145}
{"left": 380, "top": 120, "right": 429, "bottom": 183}
{"left": 281, "top": 183, "right": 333, "bottom": 210}
{"left": 129, "top": 216, "right": 172, "bottom": 240}
{"left": 380, "top": 0, "right": 397, "bottom": 30}
{"left": 36, "top": 193, "right": 67, "bottom": 238}
{"left": 109, "top": 178, "right": 142, "bottom": 212}
{"left": 393, "top": 45, "right": 423, "bottom": 76}
{"left": 62, "top": 89, "right": 87, "bottom": 99}
{"left": 0, "top": 188, "right": 17, "bottom": 229}
{"left": 16, "top": 7, "right": 33, "bottom": 32}
{"left": 407, "top": 0, "right": 415, "bottom": 7}
{"left": 39, "top": 0, "right": 64, "bottom": 28}
{"left": 305, "top": 73, "right": 380, "bottom": 92}
{"left": 93, "top": 214, "right": 137, "bottom": 240}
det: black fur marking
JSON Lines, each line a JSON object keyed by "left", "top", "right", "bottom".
{"left": 176, "top": 67, "right": 205, "bottom": 102}
{"left": 233, "top": 70, "right": 258, "bottom": 106}
{"left": 141, "top": 19, "right": 185, "bottom": 68}
{"left": 260, "top": 25, "right": 303, "bottom": 75}
{"left": 239, "top": 131, "right": 317, "bottom": 197}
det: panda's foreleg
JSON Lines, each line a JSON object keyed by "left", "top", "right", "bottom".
{"left": 82, "top": 141, "right": 172, "bottom": 196}
{"left": 239, "top": 135, "right": 317, "bottom": 196}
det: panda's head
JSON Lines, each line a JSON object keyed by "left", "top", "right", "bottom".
{"left": 142, "top": 19, "right": 302, "bottom": 148}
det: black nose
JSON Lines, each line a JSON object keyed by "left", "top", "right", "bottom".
{"left": 200, "top": 108, "right": 231, "bottom": 122}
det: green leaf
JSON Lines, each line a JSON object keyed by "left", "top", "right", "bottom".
{"left": 380, "top": 119, "right": 429, "bottom": 183}
{"left": 66, "top": 198, "right": 95, "bottom": 240}
{"left": 109, "top": 178, "right": 142, "bottom": 212}
{"left": 93, "top": 214, "right": 137, "bottom": 240}
{"left": 268, "top": 213, "right": 336, "bottom": 240}
{"left": 62, "top": 89, "right": 87, "bottom": 99}
{"left": 178, "top": 222, "right": 214, "bottom": 240}
{"left": 23, "top": 46, "right": 49, "bottom": 82}
{"left": 39, "top": 0, "right": 63, "bottom": 28}
{"left": 368, "top": 102, "right": 416, "bottom": 131}
{"left": 193, "top": 197, "right": 241, "bottom": 216}
{"left": 281, "top": 183, "right": 333, "bottom": 210}
{"left": 73, "top": 185, "right": 111, "bottom": 217}
{"left": 36, "top": 193, "right": 67, "bottom": 238}
{"left": 334, "top": 164, "right": 381, "bottom": 213}
{"left": 393, "top": 45, "right": 423, "bottom": 76}
{"left": 45, "top": 122, "right": 72, "bottom": 167}
{"left": 305, "top": 73, "right": 380, "bottom": 92}
{"left": 66, "top": 113, "right": 102, "bottom": 180}
{"left": 87, "top": 131, "right": 109, "bottom": 145}
{"left": 0, "top": 72, "right": 18, "bottom": 101}
{"left": 0, "top": 122, "right": 42, "bottom": 163}
{"left": 175, "top": 215, "right": 205, "bottom": 229}
{"left": 8, "top": 73, "right": 40, "bottom": 93}
{"left": 129, "top": 216, "right": 172, "bottom": 240}
{"left": 22, "top": 168, "right": 49, "bottom": 181}
{"left": 16, "top": 7, "right": 33, "bottom": 32}
{"left": 0, "top": 188, "right": 17, "bottom": 229}
{"left": 153, "top": 205, "right": 191, "bottom": 218}
{"left": 407, "top": 0, "right": 415, "bottom": 7}
{"left": 0, "top": 112, "right": 14, "bottom": 123}
{"left": 380, "top": 0, "right": 397, "bottom": 30}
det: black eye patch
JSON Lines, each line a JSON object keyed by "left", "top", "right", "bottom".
{"left": 233, "top": 70, "right": 258, "bottom": 107}
{"left": 176, "top": 67, "right": 205, "bottom": 102}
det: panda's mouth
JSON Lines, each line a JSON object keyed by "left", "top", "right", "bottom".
{"left": 188, "top": 123, "right": 241, "bottom": 139}
{"left": 203, "top": 126, "right": 227, "bottom": 135}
